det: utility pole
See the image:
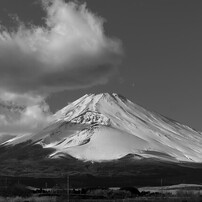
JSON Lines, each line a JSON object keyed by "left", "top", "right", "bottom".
{"left": 5, "top": 177, "right": 7, "bottom": 190}
{"left": 160, "top": 178, "right": 163, "bottom": 195}
{"left": 67, "top": 175, "right": 69, "bottom": 202}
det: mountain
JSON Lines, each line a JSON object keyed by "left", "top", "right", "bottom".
{"left": 2, "top": 93, "right": 202, "bottom": 163}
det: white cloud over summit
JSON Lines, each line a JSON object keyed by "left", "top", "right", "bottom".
{"left": 0, "top": 0, "right": 122, "bottom": 95}
{"left": 0, "top": 0, "right": 123, "bottom": 134}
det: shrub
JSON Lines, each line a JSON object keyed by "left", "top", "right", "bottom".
{"left": 0, "top": 184, "right": 32, "bottom": 197}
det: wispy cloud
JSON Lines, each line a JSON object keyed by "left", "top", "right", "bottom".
{"left": 0, "top": 92, "right": 52, "bottom": 134}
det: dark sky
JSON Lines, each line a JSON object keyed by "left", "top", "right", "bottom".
{"left": 1, "top": 0, "right": 202, "bottom": 131}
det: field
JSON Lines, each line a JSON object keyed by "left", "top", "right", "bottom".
{"left": 0, "top": 183, "right": 202, "bottom": 202}
{"left": 0, "top": 196, "right": 202, "bottom": 202}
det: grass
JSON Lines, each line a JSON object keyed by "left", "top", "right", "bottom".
{"left": 0, "top": 196, "right": 56, "bottom": 202}
{"left": 0, "top": 196, "right": 201, "bottom": 202}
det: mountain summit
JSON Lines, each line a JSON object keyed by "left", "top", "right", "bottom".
{"left": 3, "top": 93, "right": 202, "bottom": 162}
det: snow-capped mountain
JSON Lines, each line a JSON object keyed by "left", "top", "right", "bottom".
{"left": 3, "top": 93, "right": 202, "bottom": 163}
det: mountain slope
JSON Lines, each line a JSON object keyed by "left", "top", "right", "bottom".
{"left": 3, "top": 93, "right": 202, "bottom": 162}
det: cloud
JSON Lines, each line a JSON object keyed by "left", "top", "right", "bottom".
{"left": 0, "top": 0, "right": 123, "bottom": 95}
{"left": 0, "top": 0, "right": 123, "bottom": 135}
{"left": 0, "top": 92, "right": 52, "bottom": 134}
{"left": 0, "top": 91, "right": 44, "bottom": 106}
{"left": 0, "top": 104, "right": 51, "bottom": 133}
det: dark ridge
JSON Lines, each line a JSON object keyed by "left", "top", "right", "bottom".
{"left": 116, "top": 93, "right": 128, "bottom": 102}
{"left": 117, "top": 153, "right": 143, "bottom": 161}
{"left": 107, "top": 93, "right": 128, "bottom": 103}
{"left": 55, "top": 138, "right": 67, "bottom": 146}
{"left": 78, "top": 138, "right": 90, "bottom": 146}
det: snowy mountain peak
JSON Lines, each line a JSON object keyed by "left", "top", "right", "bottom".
{"left": 54, "top": 93, "right": 128, "bottom": 122}
{"left": 3, "top": 93, "right": 202, "bottom": 163}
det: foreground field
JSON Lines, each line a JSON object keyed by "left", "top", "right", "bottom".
{"left": 0, "top": 197, "right": 56, "bottom": 202}
{"left": 139, "top": 183, "right": 202, "bottom": 195}
{"left": 0, "top": 196, "right": 202, "bottom": 202}
{"left": 0, "top": 183, "right": 202, "bottom": 201}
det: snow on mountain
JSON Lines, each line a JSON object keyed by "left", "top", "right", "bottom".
{"left": 0, "top": 133, "right": 16, "bottom": 144}
{"left": 3, "top": 93, "right": 202, "bottom": 162}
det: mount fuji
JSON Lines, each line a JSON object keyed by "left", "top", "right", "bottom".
{"left": 2, "top": 93, "right": 202, "bottom": 163}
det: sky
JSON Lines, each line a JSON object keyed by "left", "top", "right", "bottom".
{"left": 0, "top": 0, "right": 202, "bottom": 132}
